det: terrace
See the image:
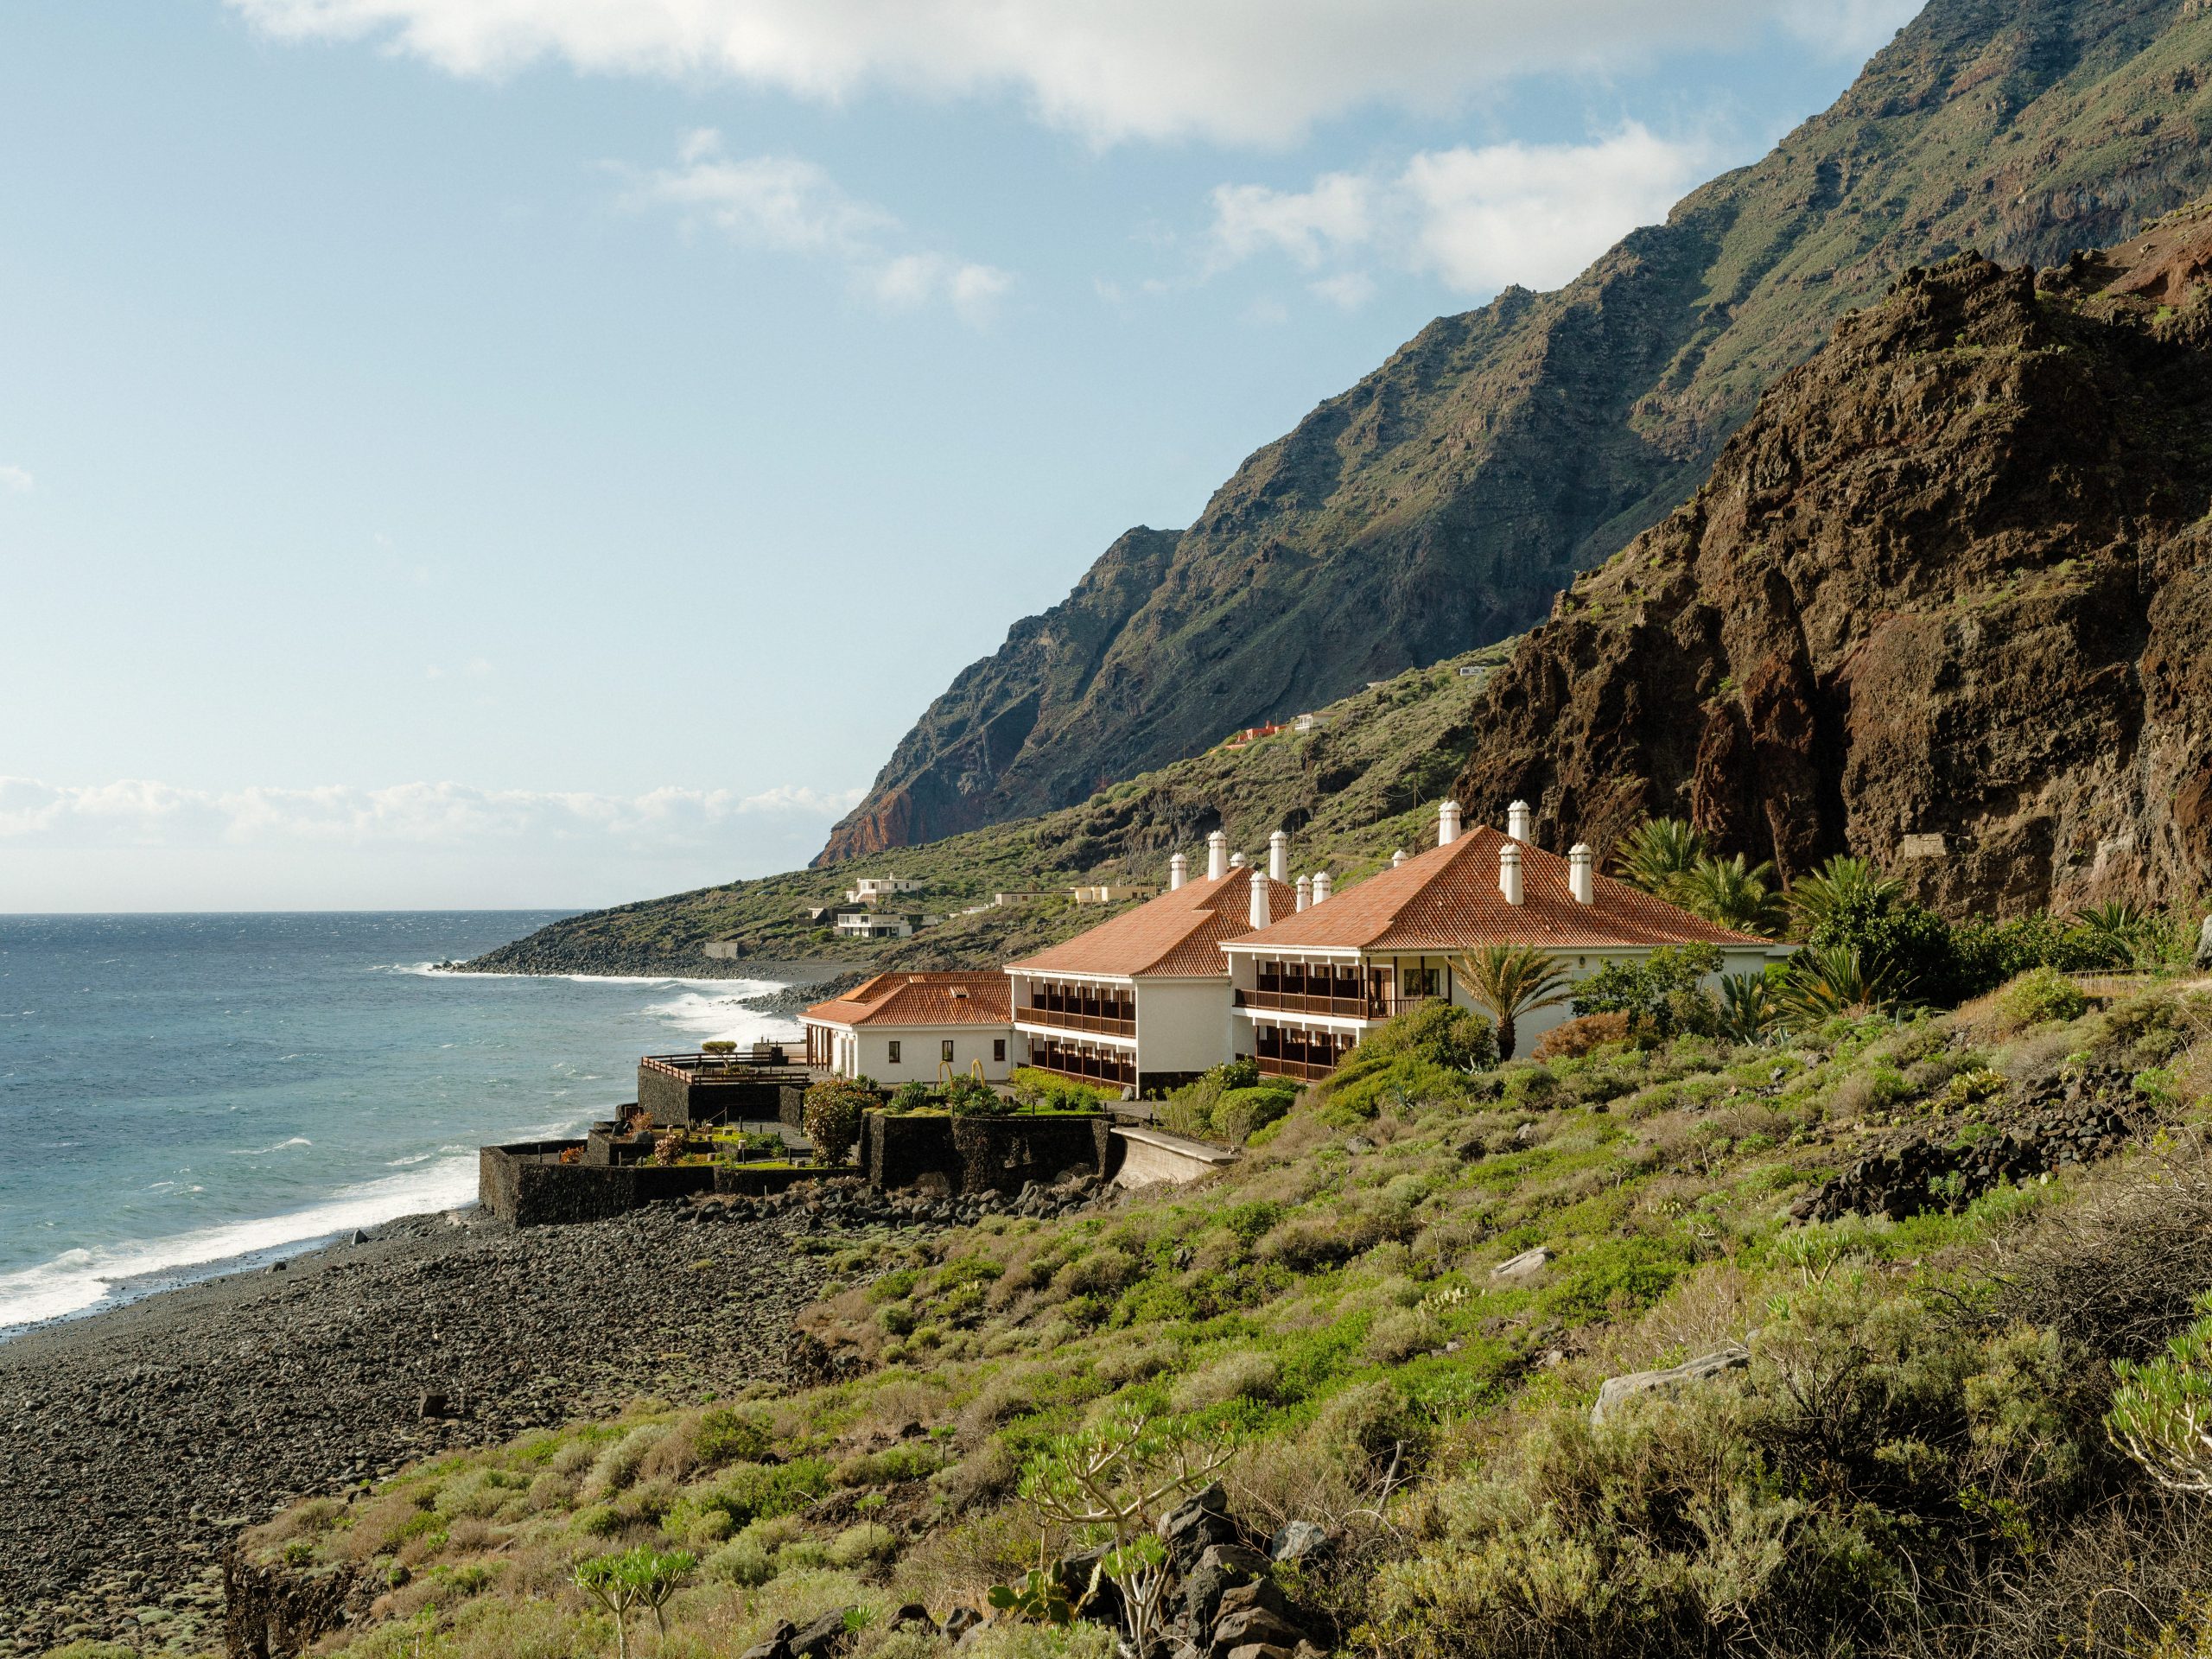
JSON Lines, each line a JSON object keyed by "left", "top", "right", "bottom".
{"left": 1016, "top": 981, "right": 1137, "bottom": 1038}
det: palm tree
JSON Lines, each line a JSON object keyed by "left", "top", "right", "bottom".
{"left": 1717, "top": 971, "right": 1779, "bottom": 1043}
{"left": 1679, "top": 854, "right": 1786, "bottom": 937}
{"left": 2073, "top": 900, "right": 2148, "bottom": 967}
{"left": 1784, "top": 855, "right": 1904, "bottom": 939}
{"left": 1456, "top": 944, "right": 1573, "bottom": 1061}
{"left": 1775, "top": 943, "right": 1904, "bottom": 1026}
{"left": 1613, "top": 817, "right": 1709, "bottom": 906}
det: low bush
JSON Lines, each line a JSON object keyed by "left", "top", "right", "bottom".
{"left": 1995, "top": 965, "right": 2090, "bottom": 1030}
{"left": 1532, "top": 1014, "right": 1632, "bottom": 1061}
{"left": 803, "top": 1077, "right": 874, "bottom": 1165}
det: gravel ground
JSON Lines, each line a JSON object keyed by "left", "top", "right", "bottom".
{"left": 0, "top": 1202, "right": 836, "bottom": 1656}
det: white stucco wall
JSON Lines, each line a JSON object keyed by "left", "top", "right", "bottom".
{"left": 805, "top": 1022, "right": 1014, "bottom": 1084}
{"left": 1133, "top": 980, "right": 1236, "bottom": 1077}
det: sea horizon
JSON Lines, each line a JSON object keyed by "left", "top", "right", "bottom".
{"left": 0, "top": 910, "right": 804, "bottom": 1338}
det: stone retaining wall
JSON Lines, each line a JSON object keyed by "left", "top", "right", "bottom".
{"left": 479, "top": 1142, "right": 716, "bottom": 1226}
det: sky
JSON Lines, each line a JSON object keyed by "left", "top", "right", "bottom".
{"left": 0, "top": 0, "right": 1925, "bottom": 912}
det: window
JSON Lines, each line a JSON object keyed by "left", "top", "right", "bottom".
{"left": 1402, "top": 966, "right": 1440, "bottom": 998}
{"left": 993, "top": 1039, "right": 1007, "bottom": 1063}
{"left": 887, "top": 1040, "right": 901, "bottom": 1065}
{"left": 941, "top": 1039, "right": 956, "bottom": 1063}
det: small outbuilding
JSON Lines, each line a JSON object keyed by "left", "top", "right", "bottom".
{"left": 800, "top": 971, "right": 1015, "bottom": 1083}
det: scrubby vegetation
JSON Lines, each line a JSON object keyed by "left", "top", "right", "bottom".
{"left": 207, "top": 969, "right": 2212, "bottom": 1659}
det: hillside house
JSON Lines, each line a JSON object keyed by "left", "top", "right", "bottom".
{"left": 835, "top": 911, "right": 918, "bottom": 941}
{"left": 1071, "top": 883, "right": 1162, "bottom": 906}
{"left": 800, "top": 972, "right": 1014, "bottom": 1083}
{"left": 1006, "top": 831, "right": 1296, "bottom": 1094}
{"left": 845, "top": 874, "right": 925, "bottom": 906}
{"left": 1222, "top": 801, "right": 1789, "bottom": 1080}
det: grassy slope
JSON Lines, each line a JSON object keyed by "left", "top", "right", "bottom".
{"left": 459, "top": 643, "right": 1515, "bottom": 980}
{"left": 224, "top": 976, "right": 2212, "bottom": 1659}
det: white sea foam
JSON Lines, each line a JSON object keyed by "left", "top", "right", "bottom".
{"left": 386, "top": 962, "right": 776, "bottom": 990}
{"left": 0, "top": 1159, "right": 480, "bottom": 1334}
{"left": 642, "top": 988, "right": 801, "bottom": 1044}
{"left": 229, "top": 1136, "right": 314, "bottom": 1155}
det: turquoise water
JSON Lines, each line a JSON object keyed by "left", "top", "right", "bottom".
{"left": 0, "top": 912, "right": 799, "bottom": 1334}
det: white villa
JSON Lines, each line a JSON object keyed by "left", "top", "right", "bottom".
{"left": 1221, "top": 801, "right": 1789, "bottom": 1080}
{"left": 1005, "top": 830, "right": 1295, "bottom": 1095}
{"left": 800, "top": 972, "right": 1014, "bottom": 1083}
{"left": 845, "top": 874, "right": 925, "bottom": 906}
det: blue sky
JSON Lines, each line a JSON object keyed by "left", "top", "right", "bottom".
{"left": 0, "top": 0, "right": 1922, "bottom": 911}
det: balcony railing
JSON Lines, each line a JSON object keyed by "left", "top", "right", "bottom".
{"left": 1236, "top": 988, "right": 1439, "bottom": 1021}
{"left": 1255, "top": 1052, "right": 1343, "bottom": 1082}
{"left": 1024, "top": 1045, "right": 1136, "bottom": 1088}
{"left": 1017, "top": 1002, "right": 1136, "bottom": 1038}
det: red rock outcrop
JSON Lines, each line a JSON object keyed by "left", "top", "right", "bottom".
{"left": 1452, "top": 206, "right": 2212, "bottom": 916}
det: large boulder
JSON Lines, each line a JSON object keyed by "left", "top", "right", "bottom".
{"left": 2195, "top": 914, "right": 2212, "bottom": 971}
{"left": 1591, "top": 1345, "right": 1750, "bottom": 1426}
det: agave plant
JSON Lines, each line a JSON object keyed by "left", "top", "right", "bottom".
{"left": 1455, "top": 944, "right": 1572, "bottom": 1062}
{"left": 1717, "top": 971, "right": 1780, "bottom": 1042}
{"left": 1613, "top": 817, "right": 1710, "bottom": 905}
{"left": 1680, "top": 854, "right": 1787, "bottom": 937}
{"left": 1776, "top": 942, "right": 1904, "bottom": 1025}
{"left": 1785, "top": 855, "right": 1905, "bottom": 939}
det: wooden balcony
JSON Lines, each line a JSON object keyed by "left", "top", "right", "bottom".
{"left": 1236, "top": 988, "right": 1439, "bottom": 1021}
{"left": 1018, "top": 1002, "right": 1137, "bottom": 1039}
{"left": 1023, "top": 1038, "right": 1135, "bottom": 1089}
{"left": 1252, "top": 1027, "right": 1357, "bottom": 1082}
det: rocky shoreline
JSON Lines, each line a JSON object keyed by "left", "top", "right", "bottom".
{"left": 0, "top": 1202, "right": 841, "bottom": 1655}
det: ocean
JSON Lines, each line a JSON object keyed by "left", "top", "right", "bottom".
{"left": 0, "top": 912, "right": 802, "bottom": 1337}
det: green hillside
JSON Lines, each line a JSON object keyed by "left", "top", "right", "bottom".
{"left": 458, "top": 642, "right": 1515, "bottom": 980}
{"left": 240, "top": 971, "right": 2212, "bottom": 1658}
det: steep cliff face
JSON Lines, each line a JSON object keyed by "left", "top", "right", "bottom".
{"left": 820, "top": 0, "right": 2212, "bottom": 863}
{"left": 1452, "top": 205, "right": 2212, "bottom": 915}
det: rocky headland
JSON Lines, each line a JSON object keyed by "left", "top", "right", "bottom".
{"left": 1454, "top": 202, "right": 2212, "bottom": 915}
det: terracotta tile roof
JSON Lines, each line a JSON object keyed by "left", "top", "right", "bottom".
{"left": 801, "top": 971, "right": 1012, "bottom": 1027}
{"left": 1007, "top": 869, "right": 1300, "bottom": 979}
{"left": 1230, "top": 826, "right": 1764, "bottom": 954}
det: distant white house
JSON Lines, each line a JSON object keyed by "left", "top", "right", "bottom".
{"left": 836, "top": 912, "right": 917, "bottom": 940}
{"left": 1070, "top": 883, "right": 1162, "bottom": 906}
{"left": 845, "top": 874, "right": 925, "bottom": 906}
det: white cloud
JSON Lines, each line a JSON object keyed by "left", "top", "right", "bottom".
{"left": 0, "top": 776, "right": 863, "bottom": 852}
{"left": 226, "top": 0, "right": 1923, "bottom": 148}
{"left": 1309, "top": 271, "right": 1376, "bottom": 310}
{"left": 0, "top": 465, "right": 33, "bottom": 494}
{"left": 626, "top": 132, "right": 1013, "bottom": 323}
{"left": 1205, "top": 124, "right": 1719, "bottom": 301}
{"left": 1208, "top": 173, "right": 1372, "bottom": 270}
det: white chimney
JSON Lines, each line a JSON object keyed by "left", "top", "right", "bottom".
{"left": 1248, "top": 868, "right": 1272, "bottom": 930}
{"left": 1499, "top": 842, "right": 1524, "bottom": 906}
{"left": 1313, "top": 871, "right": 1333, "bottom": 904}
{"left": 1206, "top": 831, "right": 1228, "bottom": 880}
{"left": 1569, "top": 843, "right": 1593, "bottom": 906}
{"left": 1230, "top": 851, "right": 1248, "bottom": 869}
{"left": 1295, "top": 874, "right": 1313, "bottom": 912}
{"left": 1507, "top": 799, "right": 1533, "bottom": 842}
{"left": 1169, "top": 852, "right": 1189, "bottom": 891}
{"left": 1438, "top": 800, "right": 1462, "bottom": 846}
{"left": 1268, "top": 829, "right": 1289, "bottom": 881}
{"left": 1392, "top": 849, "right": 1408, "bottom": 868}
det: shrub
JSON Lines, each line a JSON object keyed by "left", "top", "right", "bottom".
{"left": 1571, "top": 944, "right": 1722, "bottom": 1039}
{"left": 945, "top": 1076, "right": 1012, "bottom": 1117}
{"left": 803, "top": 1077, "right": 874, "bottom": 1164}
{"left": 1212, "top": 1086, "right": 1294, "bottom": 1143}
{"left": 1363, "top": 1000, "right": 1500, "bottom": 1071}
{"left": 1532, "top": 1014, "right": 1632, "bottom": 1061}
{"left": 1996, "top": 966, "right": 2089, "bottom": 1030}
{"left": 827, "top": 1522, "right": 899, "bottom": 1567}
{"left": 695, "top": 1406, "right": 773, "bottom": 1468}
{"left": 887, "top": 1081, "right": 933, "bottom": 1114}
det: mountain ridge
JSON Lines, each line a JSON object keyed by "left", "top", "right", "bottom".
{"left": 819, "top": 0, "right": 2212, "bottom": 863}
